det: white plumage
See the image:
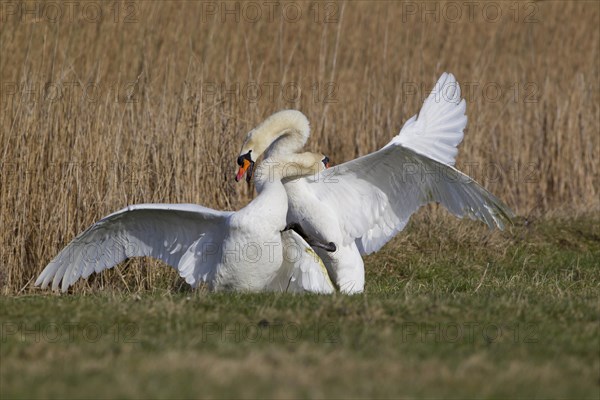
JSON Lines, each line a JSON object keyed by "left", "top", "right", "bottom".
{"left": 273, "top": 73, "right": 512, "bottom": 293}
{"left": 388, "top": 72, "right": 466, "bottom": 166}
{"left": 35, "top": 73, "right": 513, "bottom": 295}
{"left": 36, "top": 119, "right": 336, "bottom": 294}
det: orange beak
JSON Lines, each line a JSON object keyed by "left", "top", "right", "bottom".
{"left": 235, "top": 159, "right": 251, "bottom": 182}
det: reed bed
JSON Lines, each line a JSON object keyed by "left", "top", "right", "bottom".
{"left": 1, "top": 1, "right": 598, "bottom": 294}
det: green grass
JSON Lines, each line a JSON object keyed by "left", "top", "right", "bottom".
{"left": 1, "top": 214, "right": 599, "bottom": 399}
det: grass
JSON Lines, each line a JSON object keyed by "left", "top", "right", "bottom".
{"left": 2, "top": 214, "right": 599, "bottom": 399}
{"left": 1, "top": 1, "right": 599, "bottom": 398}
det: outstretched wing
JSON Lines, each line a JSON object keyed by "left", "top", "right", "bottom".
{"left": 35, "top": 204, "right": 232, "bottom": 292}
{"left": 385, "top": 72, "right": 466, "bottom": 166}
{"left": 268, "top": 230, "right": 335, "bottom": 294}
{"left": 300, "top": 73, "right": 513, "bottom": 255}
{"left": 308, "top": 147, "right": 513, "bottom": 255}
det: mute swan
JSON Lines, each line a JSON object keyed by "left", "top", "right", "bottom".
{"left": 235, "top": 73, "right": 514, "bottom": 294}
{"left": 35, "top": 118, "right": 337, "bottom": 293}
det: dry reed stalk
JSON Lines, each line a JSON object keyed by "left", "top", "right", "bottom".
{"left": 1, "top": 1, "right": 598, "bottom": 293}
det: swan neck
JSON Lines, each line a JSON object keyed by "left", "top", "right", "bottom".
{"left": 252, "top": 110, "right": 310, "bottom": 159}
{"left": 254, "top": 153, "right": 324, "bottom": 193}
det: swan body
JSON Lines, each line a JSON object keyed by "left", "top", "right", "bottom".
{"left": 35, "top": 116, "right": 335, "bottom": 294}
{"left": 241, "top": 74, "right": 514, "bottom": 294}
{"left": 36, "top": 73, "right": 513, "bottom": 295}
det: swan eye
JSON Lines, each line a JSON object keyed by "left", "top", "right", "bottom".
{"left": 237, "top": 151, "right": 252, "bottom": 166}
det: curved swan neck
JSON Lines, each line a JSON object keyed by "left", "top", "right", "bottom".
{"left": 253, "top": 152, "right": 326, "bottom": 193}
{"left": 241, "top": 110, "right": 310, "bottom": 160}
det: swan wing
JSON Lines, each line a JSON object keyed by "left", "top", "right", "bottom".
{"left": 314, "top": 147, "right": 513, "bottom": 255}
{"left": 35, "top": 204, "right": 232, "bottom": 292}
{"left": 268, "top": 231, "right": 335, "bottom": 294}
{"left": 302, "top": 73, "right": 513, "bottom": 255}
{"left": 384, "top": 72, "right": 466, "bottom": 166}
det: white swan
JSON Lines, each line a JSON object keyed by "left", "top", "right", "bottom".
{"left": 235, "top": 73, "right": 514, "bottom": 294}
{"left": 35, "top": 116, "right": 337, "bottom": 294}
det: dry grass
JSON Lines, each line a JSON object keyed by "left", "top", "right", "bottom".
{"left": 1, "top": 1, "right": 598, "bottom": 294}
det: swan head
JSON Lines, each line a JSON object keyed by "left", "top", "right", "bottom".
{"left": 235, "top": 110, "right": 311, "bottom": 182}
{"left": 237, "top": 151, "right": 330, "bottom": 184}
{"left": 282, "top": 152, "right": 330, "bottom": 176}
{"left": 235, "top": 150, "right": 255, "bottom": 183}
{"left": 250, "top": 152, "right": 330, "bottom": 186}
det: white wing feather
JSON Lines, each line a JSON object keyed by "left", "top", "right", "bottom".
{"left": 35, "top": 204, "right": 232, "bottom": 292}
{"left": 301, "top": 73, "right": 513, "bottom": 255}
{"left": 385, "top": 72, "right": 466, "bottom": 166}
{"left": 306, "top": 147, "right": 513, "bottom": 255}
{"left": 268, "top": 230, "right": 335, "bottom": 294}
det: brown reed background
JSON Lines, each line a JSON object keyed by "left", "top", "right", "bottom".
{"left": 1, "top": 1, "right": 598, "bottom": 293}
